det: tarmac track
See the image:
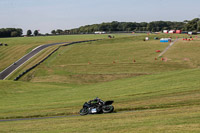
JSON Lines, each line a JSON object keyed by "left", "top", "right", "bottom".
{"left": 158, "top": 38, "right": 179, "bottom": 57}
{"left": 0, "top": 115, "right": 80, "bottom": 122}
{"left": 0, "top": 42, "right": 68, "bottom": 80}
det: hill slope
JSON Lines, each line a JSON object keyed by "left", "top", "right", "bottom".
{"left": 19, "top": 34, "right": 196, "bottom": 83}
{"left": 0, "top": 68, "right": 199, "bottom": 119}
{"left": 0, "top": 68, "right": 200, "bottom": 132}
{"left": 0, "top": 34, "right": 200, "bottom": 132}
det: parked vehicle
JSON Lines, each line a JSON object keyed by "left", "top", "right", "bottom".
{"left": 80, "top": 97, "right": 114, "bottom": 116}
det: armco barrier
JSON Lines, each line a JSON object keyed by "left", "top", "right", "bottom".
{"left": 14, "top": 39, "right": 100, "bottom": 81}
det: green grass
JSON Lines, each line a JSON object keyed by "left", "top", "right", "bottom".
{"left": 7, "top": 45, "right": 62, "bottom": 80}
{"left": 164, "top": 38, "right": 200, "bottom": 67}
{"left": 0, "top": 34, "right": 126, "bottom": 72}
{"left": 0, "top": 106, "right": 200, "bottom": 133}
{"left": 0, "top": 33, "right": 200, "bottom": 132}
{"left": 0, "top": 68, "right": 199, "bottom": 119}
{"left": 0, "top": 68, "right": 200, "bottom": 132}
{"left": 19, "top": 34, "right": 196, "bottom": 84}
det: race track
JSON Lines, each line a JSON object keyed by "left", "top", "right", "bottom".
{"left": 0, "top": 39, "right": 100, "bottom": 80}
{"left": 0, "top": 42, "right": 68, "bottom": 80}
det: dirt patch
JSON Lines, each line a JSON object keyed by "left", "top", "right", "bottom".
{"left": 68, "top": 73, "right": 149, "bottom": 84}
{"left": 31, "top": 73, "right": 149, "bottom": 84}
{"left": 183, "top": 58, "right": 190, "bottom": 61}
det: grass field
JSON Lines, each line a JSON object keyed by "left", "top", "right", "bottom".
{"left": 0, "top": 106, "right": 199, "bottom": 133}
{"left": 6, "top": 45, "right": 62, "bottom": 80}
{"left": 0, "top": 34, "right": 125, "bottom": 72}
{"left": 0, "top": 106, "right": 200, "bottom": 133}
{"left": 0, "top": 68, "right": 200, "bottom": 132}
{"left": 19, "top": 34, "right": 196, "bottom": 83}
{"left": 0, "top": 33, "right": 200, "bottom": 132}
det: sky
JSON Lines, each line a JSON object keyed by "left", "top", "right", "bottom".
{"left": 0, "top": 0, "right": 200, "bottom": 34}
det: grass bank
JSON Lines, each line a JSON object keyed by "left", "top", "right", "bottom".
{"left": 0, "top": 68, "right": 200, "bottom": 132}
{"left": 20, "top": 34, "right": 197, "bottom": 84}
{"left": 0, "top": 68, "right": 199, "bottom": 119}
{"left": 0, "top": 34, "right": 123, "bottom": 72}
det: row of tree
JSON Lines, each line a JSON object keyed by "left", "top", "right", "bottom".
{"left": 184, "top": 18, "right": 200, "bottom": 31}
{"left": 1, "top": 18, "right": 199, "bottom": 37}
{"left": 51, "top": 29, "right": 70, "bottom": 35}
{"left": 0, "top": 28, "right": 23, "bottom": 37}
{"left": 26, "top": 30, "right": 39, "bottom": 36}
{"left": 51, "top": 18, "right": 200, "bottom": 34}
{"left": 0, "top": 28, "right": 41, "bottom": 38}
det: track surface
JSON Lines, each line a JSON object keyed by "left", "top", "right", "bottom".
{"left": 158, "top": 38, "right": 179, "bottom": 57}
{"left": 0, "top": 115, "right": 80, "bottom": 122}
{"left": 0, "top": 42, "right": 68, "bottom": 80}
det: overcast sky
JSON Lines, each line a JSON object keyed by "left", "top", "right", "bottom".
{"left": 0, "top": 0, "right": 200, "bottom": 34}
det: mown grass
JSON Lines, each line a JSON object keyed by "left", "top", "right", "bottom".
{"left": 20, "top": 34, "right": 195, "bottom": 84}
{"left": 0, "top": 106, "right": 200, "bottom": 133}
{"left": 0, "top": 68, "right": 199, "bottom": 119}
{"left": 164, "top": 38, "right": 200, "bottom": 67}
{"left": 0, "top": 68, "right": 200, "bottom": 132}
{"left": 6, "top": 44, "right": 63, "bottom": 80}
{"left": 0, "top": 34, "right": 124, "bottom": 72}
{"left": 0, "top": 34, "right": 199, "bottom": 132}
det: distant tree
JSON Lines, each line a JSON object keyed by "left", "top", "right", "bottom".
{"left": 51, "top": 17, "right": 197, "bottom": 34}
{"left": 0, "top": 28, "right": 22, "bottom": 37}
{"left": 64, "top": 30, "right": 70, "bottom": 34}
{"left": 11, "top": 31, "right": 18, "bottom": 37}
{"left": 16, "top": 28, "right": 23, "bottom": 36}
{"left": 110, "top": 21, "right": 119, "bottom": 31}
{"left": 147, "top": 22, "right": 155, "bottom": 31}
{"left": 34, "top": 30, "right": 39, "bottom": 36}
{"left": 27, "top": 30, "right": 32, "bottom": 36}
{"left": 197, "top": 21, "right": 200, "bottom": 31}
{"left": 56, "top": 29, "right": 63, "bottom": 34}
{"left": 45, "top": 33, "right": 49, "bottom": 36}
{"left": 184, "top": 18, "right": 200, "bottom": 31}
{"left": 183, "top": 20, "right": 189, "bottom": 23}
{"left": 51, "top": 30, "right": 56, "bottom": 35}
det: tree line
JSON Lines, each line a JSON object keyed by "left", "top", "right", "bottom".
{"left": 51, "top": 18, "right": 200, "bottom": 34}
{"left": 0, "top": 28, "right": 41, "bottom": 38}
{"left": 0, "top": 18, "right": 199, "bottom": 37}
{"left": 26, "top": 30, "right": 40, "bottom": 36}
{"left": 0, "top": 28, "right": 22, "bottom": 38}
